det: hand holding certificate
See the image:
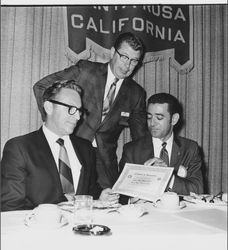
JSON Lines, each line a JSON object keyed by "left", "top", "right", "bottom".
{"left": 112, "top": 163, "right": 174, "bottom": 202}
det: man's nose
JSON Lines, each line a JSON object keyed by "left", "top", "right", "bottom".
{"left": 124, "top": 59, "right": 131, "bottom": 69}
{"left": 148, "top": 117, "right": 155, "bottom": 126}
{"left": 72, "top": 110, "right": 81, "bottom": 121}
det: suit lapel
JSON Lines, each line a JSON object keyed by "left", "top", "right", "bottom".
{"left": 38, "top": 130, "right": 87, "bottom": 195}
{"left": 69, "top": 135, "right": 85, "bottom": 194}
{"left": 36, "top": 128, "right": 63, "bottom": 191}
{"left": 138, "top": 135, "right": 155, "bottom": 163}
{"left": 111, "top": 78, "right": 129, "bottom": 108}
{"left": 94, "top": 63, "right": 108, "bottom": 116}
{"left": 144, "top": 135, "right": 155, "bottom": 158}
{"left": 170, "top": 136, "right": 182, "bottom": 171}
{"left": 101, "top": 78, "right": 129, "bottom": 124}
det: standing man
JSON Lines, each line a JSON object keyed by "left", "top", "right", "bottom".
{"left": 119, "top": 93, "right": 204, "bottom": 197}
{"left": 33, "top": 32, "right": 148, "bottom": 188}
{"left": 1, "top": 80, "right": 118, "bottom": 211}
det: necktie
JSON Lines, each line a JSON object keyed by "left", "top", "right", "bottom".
{"left": 56, "top": 138, "right": 75, "bottom": 194}
{"left": 159, "top": 142, "right": 169, "bottom": 167}
{"left": 102, "top": 78, "right": 118, "bottom": 120}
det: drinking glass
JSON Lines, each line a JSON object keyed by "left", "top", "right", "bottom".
{"left": 74, "top": 195, "right": 93, "bottom": 226}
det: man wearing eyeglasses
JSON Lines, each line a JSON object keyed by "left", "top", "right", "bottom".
{"left": 33, "top": 32, "right": 148, "bottom": 189}
{"left": 1, "top": 80, "right": 119, "bottom": 211}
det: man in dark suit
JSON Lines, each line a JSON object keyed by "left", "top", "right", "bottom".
{"left": 1, "top": 80, "right": 119, "bottom": 211}
{"left": 119, "top": 93, "right": 203, "bottom": 203}
{"left": 33, "top": 32, "right": 148, "bottom": 189}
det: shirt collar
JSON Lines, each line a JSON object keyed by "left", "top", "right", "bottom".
{"left": 42, "top": 124, "right": 69, "bottom": 146}
{"left": 107, "top": 64, "right": 123, "bottom": 85}
{"left": 107, "top": 64, "right": 117, "bottom": 83}
{"left": 152, "top": 133, "right": 174, "bottom": 160}
{"left": 152, "top": 133, "right": 174, "bottom": 153}
{"left": 152, "top": 133, "right": 173, "bottom": 145}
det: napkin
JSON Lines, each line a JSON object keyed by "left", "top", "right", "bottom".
{"left": 118, "top": 204, "right": 148, "bottom": 219}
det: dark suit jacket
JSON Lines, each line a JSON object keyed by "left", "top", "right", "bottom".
{"left": 1, "top": 128, "right": 101, "bottom": 211}
{"left": 33, "top": 60, "right": 148, "bottom": 188}
{"left": 119, "top": 133, "right": 204, "bottom": 196}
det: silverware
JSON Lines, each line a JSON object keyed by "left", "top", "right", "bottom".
{"left": 184, "top": 199, "right": 196, "bottom": 204}
{"left": 202, "top": 197, "right": 207, "bottom": 202}
{"left": 59, "top": 207, "right": 73, "bottom": 213}
{"left": 107, "top": 208, "right": 120, "bottom": 214}
{"left": 209, "top": 191, "right": 223, "bottom": 203}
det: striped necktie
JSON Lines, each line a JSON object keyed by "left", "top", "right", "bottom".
{"left": 102, "top": 78, "right": 118, "bottom": 120}
{"left": 159, "top": 142, "right": 169, "bottom": 167}
{"left": 56, "top": 138, "right": 75, "bottom": 194}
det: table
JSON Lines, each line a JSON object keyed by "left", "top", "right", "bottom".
{"left": 1, "top": 202, "right": 227, "bottom": 250}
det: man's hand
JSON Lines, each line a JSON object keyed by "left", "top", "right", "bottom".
{"left": 144, "top": 157, "right": 168, "bottom": 167}
{"left": 99, "top": 188, "right": 119, "bottom": 205}
{"left": 128, "top": 197, "right": 147, "bottom": 204}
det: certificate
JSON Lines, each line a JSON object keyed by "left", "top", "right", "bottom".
{"left": 112, "top": 163, "right": 174, "bottom": 202}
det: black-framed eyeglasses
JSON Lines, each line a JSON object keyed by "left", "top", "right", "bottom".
{"left": 115, "top": 49, "right": 139, "bottom": 66}
{"left": 49, "top": 99, "right": 84, "bottom": 116}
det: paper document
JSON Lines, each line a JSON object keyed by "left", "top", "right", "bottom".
{"left": 112, "top": 163, "right": 174, "bottom": 202}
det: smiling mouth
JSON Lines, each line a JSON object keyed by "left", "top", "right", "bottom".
{"left": 123, "top": 69, "right": 130, "bottom": 74}
{"left": 120, "top": 68, "right": 129, "bottom": 74}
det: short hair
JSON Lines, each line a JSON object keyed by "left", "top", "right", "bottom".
{"left": 147, "top": 93, "right": 182, "bottom": 117}
{"left": 43, "top": 79, "right": 82, "bottom": 103}
{"left": 42, "top": 79, "right": 83, "bottom": 117}
{"left": 114, "top": 32, "right": 144, "bottom": 57}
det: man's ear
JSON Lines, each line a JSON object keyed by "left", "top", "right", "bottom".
{"left": 171, "top": 113, "right": 179, "bottom": 126}
{"left": 110, "top": 47, "right": 115, "bottom": 59}
{"left": 43, "top": 101, "right": 53, "bottom": 116}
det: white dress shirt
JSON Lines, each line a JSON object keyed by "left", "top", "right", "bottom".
{"left": 152, "top": 134, "right": 173, "bottom": 165}
{"left": 42, "top": 125, "right": 82, "bottom": 192}
{"left": 152, "top": 133, "right": 175, "bottom": 188}
{"left": 103, "top": 64, "right": 123, "bottom": 100}
{"left": 92, "top": 64, "right": 123, "bottom": 147}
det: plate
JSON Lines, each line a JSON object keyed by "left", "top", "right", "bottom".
{"left": 117, "top": 204, "right": 148, "bottom": 218}
{"left": 58, "top": 201, "right": 74, "bottom": 213}
{"left": 153, "top": 201, "right": 186, "bottom": 212}
{"left": 24, "top": 214, "right": 68, "bottom": 229}
{"left": 73, "top": 224, "right": 111, "bottom": 235}
{"left": 58, "top": 200, "right": 121, "bottom": 211}
{"left": 93, "top": 200, "right": 121, "bottom": 209}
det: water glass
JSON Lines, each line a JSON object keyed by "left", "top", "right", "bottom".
{"left": 74, "top": 195, "right": 93, "bottom": 226}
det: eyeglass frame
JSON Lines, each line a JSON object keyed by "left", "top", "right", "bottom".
{"left": 115, "top": 48, "right": 140, "bottom": 66}
{"left": 48, "top": 99, "right": 85, "bottom": 116}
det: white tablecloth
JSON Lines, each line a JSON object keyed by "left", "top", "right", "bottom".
{"left": 1, "top": 203, "right": 227, "bottom": 250}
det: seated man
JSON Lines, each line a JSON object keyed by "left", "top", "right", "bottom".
{"left": 1, "top": 80, "right": 119, "bottom": 211}
{"left": 119, "top": 93, "right": 203, "bottom": 203}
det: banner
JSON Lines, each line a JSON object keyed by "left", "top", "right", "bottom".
{"left": 64, "top": 5, "right": 193, "bottom": 73}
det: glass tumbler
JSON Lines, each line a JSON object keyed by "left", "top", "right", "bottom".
{"left": 74, "top": 195, "right": 93, "bottom": 226}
